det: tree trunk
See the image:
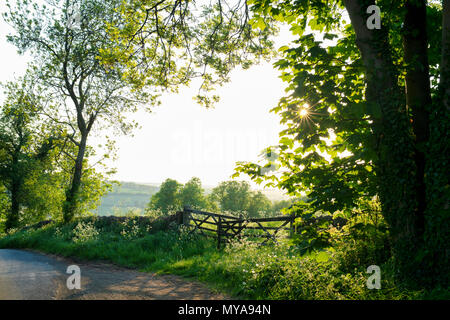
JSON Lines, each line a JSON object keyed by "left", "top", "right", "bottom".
{"left": 5, "top": 177, "right": 20, "bottom": 232}
{"left": 441, "top": 0, "right": 450, "bottom": 111}
{"left": 403, "top": 0, "right": 431, "bottom": 245}
{"left": 5, "top": 152, "right": 21, "bottom": 231}
{"left": 63, "top": 133, "right": 88, "bottom": 222}
{"left": 422, "top": 0, "right": 450, "bottom": 287}
{"left": 343, "top": 0, "right": 420, "bottom": 282}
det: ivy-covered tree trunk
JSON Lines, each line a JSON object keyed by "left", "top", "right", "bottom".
{"left": 5, "top": 160, "right": 21, "bottom": 231}
{"left": 63, "top": 133, "right": 88, "bottom": 223}
{"left": 344, "top": 0, "right": 421, "bottom": 283}
{"left": 403, "top": 0, "right": 431, "bottom": 244}
{"left": 423, "top": 0, "right": 450, "bottom": 287}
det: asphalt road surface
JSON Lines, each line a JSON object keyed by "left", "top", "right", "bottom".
{"left": 0, "top": 249, "right": 226, "bottom": 300}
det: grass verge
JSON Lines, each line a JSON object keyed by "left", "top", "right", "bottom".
{"left": 0, "top": 216, "right": 447, "bottom": 299}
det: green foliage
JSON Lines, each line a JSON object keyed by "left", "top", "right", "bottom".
{"left": 247, "top": 191, "right": 273, "bottom": 217}
{"left": 147, "top": 178, "right": 182, "bottom": 214}
{"left": 66, "top": 166, "right": 113, "bottom": 219}
{"left": 0, "top": 185, "right": 8, "bottom": 234}
{"left": 72, "top": 221, "right": 100, "bottom": 243}
{"left": 234, "top": 24, "right": 376, "bottom": 214}
{"left": 3, "top": 0, "right": 152, "bottom": 131}
{"left": 3, "top": 0, "right": 154, "bottom": 221}
{"left": 271, "top": 199, "right": 294, "bottom": 214}
{"left": 119, "top": 218, "right": 147, "bottom": 240}
{"left": 210, "top": 180, "right": 251, "bottom": 214}
{"left": 0, "top": 78, "right": 112, "bottom": 230}
{"left": 144, "top": 178, "right": 291, "bottom": 218}
{"left": 0, "top": 0, "right": 446, "bottom": 294}
{"left": 178, "top": 177, "right": 210, "bottom": 210}
{"left": 104, "top": 0, "right": 276, "bottom": 107}
{"left": 422, "top": 3, "right": 450, "bottom": 284}
{"left": 422, "top": 96, "right": 450, "bottom": 287}
{"left": 209, "top": 180, "right": 275, "bottom": 217}
{"left": 147, "top": 177, "right": 275, "bottom": 216}
{"left": 330, "top": 200, "right": 391, "bottom": 273}
{"left": 233, "top": 0, "right": 449, "bottom": 288}
{"left": 0, "top": 79, "right": 67, "bottom": 230}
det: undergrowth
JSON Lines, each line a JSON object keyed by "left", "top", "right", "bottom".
{"left": 0, "top": 216, "right": 447, "bottom": 299}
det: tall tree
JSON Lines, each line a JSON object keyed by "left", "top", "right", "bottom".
{"left": 210, "top": 180, "right": 252, "bottom": 214}
{"left": 424, "top": 0, "right": 450, "bottom": 285}
{"left": 148, "top": 178, "right": 182, "bottom": 214}
{"left": 3, "top": 0, "right": 275, "bottom": 222}
{"left": 235, "top": 0, "right": 448, "bottom": 286}
{"left": 4, "top": 0, "right": 152, "bottom": 221}
{"left": 0, "top": 184, "right": 8, "bottom": 233}
{"left": 178, "top": 177, "right": 209, "bottom": 210}
{"left": 0, "top": 80, "right": 59, "bottom": 230}
{"left": 247, "top": 191, "right": 272, "bottom": 217}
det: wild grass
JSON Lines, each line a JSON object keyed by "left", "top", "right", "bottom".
{"left": 0, "top": 216, "right": 446, "bottom": 300}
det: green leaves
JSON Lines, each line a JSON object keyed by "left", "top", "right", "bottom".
{"left": 235, "top": 1, "right": 377, "bottom": 216}
{"left": 349, "top": 102, "right": 365, "bottom": 119}
{"left": 0, "top": 79, "right": 82, "bottom": 228}
{"left": 103, "top": 0, "right": 277, "bottom": 108}
{"left": 279, "top": 137, "right": 294, "bottom": 149}
{"left": 148, "top": 178, "right": 182, "bottom": 214}
{"left": 250, "top": 16, "right": 267, "bottom": 30}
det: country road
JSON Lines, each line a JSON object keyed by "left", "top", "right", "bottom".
{"left": 0, "top": 249, "right": 227, "bottom": 300}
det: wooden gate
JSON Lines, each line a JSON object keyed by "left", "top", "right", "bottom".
{"left": 176, "top": 207, "right": 295, "bottom": 249}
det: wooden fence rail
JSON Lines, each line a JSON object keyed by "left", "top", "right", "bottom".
{"left": 176, "top": 206, "right": 296, "bottom": 249}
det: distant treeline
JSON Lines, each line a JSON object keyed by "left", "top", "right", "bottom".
{"left": 99, "top": 179, "right": 296, "bottom": 218}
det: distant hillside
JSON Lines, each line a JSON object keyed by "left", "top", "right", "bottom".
{"left": 256, "top": 188, "right": 292, "bottom": 202}
{"left": 95, "top": 182, "right": 159, "bottom": 216}
{"left": 95, "top": 181, "right": 291, "bottom": 216}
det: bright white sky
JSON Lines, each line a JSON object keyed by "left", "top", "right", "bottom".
{"left": 0, "top": 1, "right": 295, "bottom": 188}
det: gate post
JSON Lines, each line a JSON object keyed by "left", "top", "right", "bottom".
{"left": 183, "top": 206, "right": 191, "bottom": 226}
{"left": 176, "top": 211, "right": 183, "bottom": 225}
{"left": 289, "top": 213, "right": 296, "bottom": 237}
{"left": 238, "top": 214, "right": 243, "bottom": 239}
{"left": 217, "top": 217, "right": 222, "bottom": 249}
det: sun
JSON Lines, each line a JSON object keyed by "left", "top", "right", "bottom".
{"left": 299, "top": 104, "right": 309, "bottom": 118}
{"left": 299, "top": 108, "right": 309, "bottom": 118}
